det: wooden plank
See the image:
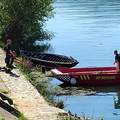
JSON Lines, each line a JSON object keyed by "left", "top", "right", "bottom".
{"left": 0, "top": 93, "right": 13, "bottom": 105}
{"left": 0, "top": 100, "right": 20, "bottom": 117}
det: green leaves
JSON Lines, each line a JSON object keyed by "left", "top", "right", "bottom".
{"left": 0, "top": 0, "right": 54, "bottom": 53}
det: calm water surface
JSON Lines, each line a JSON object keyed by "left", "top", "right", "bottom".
{"left": 47, "top": 0, "right": 120, "bottom": 119}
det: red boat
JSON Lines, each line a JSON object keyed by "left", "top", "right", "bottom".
{"left": 51, "top": 67, "right": 120, "bottom": 86}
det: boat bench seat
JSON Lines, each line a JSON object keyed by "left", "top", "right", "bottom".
{"left": 51, "top": 69, "right": 62, "bottom": 75}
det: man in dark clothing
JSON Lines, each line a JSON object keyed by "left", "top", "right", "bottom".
{"left": 114, "top": 50, "right": 120, "bottom": 72}
{"left": 4, "top": 39, "right": 16, "bottom": 69}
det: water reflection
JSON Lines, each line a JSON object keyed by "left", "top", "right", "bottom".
{"left": 54, "top": 85, "right": 120, "bottom": 119}
{"left": 114, "top": 92, "right": 120, "bottom": 109}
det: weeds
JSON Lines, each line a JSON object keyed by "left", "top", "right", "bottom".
{"left": 0, "top": 89, "right": 9, "bottom": 94}
{"left": 18, "top": 113, "right": 28, "bottom": 120}
{"left": 17, "top": 62, "right": 65, "bottom": 109}
{"left": 0, "top": 118, "right": 5, "bottom": 120}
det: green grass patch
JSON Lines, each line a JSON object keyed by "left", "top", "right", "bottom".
{"left": 0, "top": 88, "right": 10, "bottom": 94}
{"left": 0, "top": 118, "right": 6, "bottom": 120}
{"left": 18, "top": 113, "right": 28, "bottom": 120}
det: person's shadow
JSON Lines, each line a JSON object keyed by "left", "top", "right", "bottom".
{"left": 9, "top": 72, "right": 20, "bottom": 77}
{"left": 0, "top": 67, "right": 20, "bottom": 78}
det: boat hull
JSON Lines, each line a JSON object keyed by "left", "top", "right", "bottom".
{"left": 51, "top": 67, "right": 120, "bottom": 86}
{"left": 31, "top": 58, "right": 78, "bottom": 68}
{"left": 20, "top": 50, "right": 78, "bottom": 68}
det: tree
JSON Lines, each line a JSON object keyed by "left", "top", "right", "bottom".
{"left": 0, "top": 0, "right": 54, "bottom": 53}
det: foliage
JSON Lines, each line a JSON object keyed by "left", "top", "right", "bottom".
{"left": 18, "top": 113, "right": 28, "bottom": 120}
{"left": 0, "top": 118, "right": 5, "bottom": 120}
{"left": 58, "top": 113, "right": 94, "bottom": 120}
{"left": 0, "top": 0, "right": 54, "bottom": 53}
{"left": 0, "top": 40, "right": 5, "bottom": 48}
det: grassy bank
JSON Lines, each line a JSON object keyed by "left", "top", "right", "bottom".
{"left": 17, "top": 61, "right": 105, "bottom": 120}
{"left": 18, "top": 62, "right": 102, "bottom": 120}
{"left": 18, "top": 62, "right": 64, "bottom": 108}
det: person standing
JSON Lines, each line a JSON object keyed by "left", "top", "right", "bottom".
{"left": 4, "top": 39, "right": 16, "bottom": 70}
{"left": 114, "top": 50, "right": 120, "bottom": 72}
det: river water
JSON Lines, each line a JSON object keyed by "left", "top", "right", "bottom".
{"left": 47, "top": 0, "right": 120, "bottom": 119}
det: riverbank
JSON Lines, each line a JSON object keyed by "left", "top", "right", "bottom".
{"left": 0, "top": 49, "right": 66, "bottom": 120}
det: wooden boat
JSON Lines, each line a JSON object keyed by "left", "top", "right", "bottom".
{"left": 51, "top": 67, "right": 120, "bottom": 86}
{"left": 20, "top": 50, "right": 79, "bottom": 68}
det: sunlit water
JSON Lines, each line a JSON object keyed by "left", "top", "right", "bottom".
{"left": 47, "top": 0, "right": 120, "bottom": 119}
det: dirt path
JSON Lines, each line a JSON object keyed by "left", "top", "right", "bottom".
{"left": 0, "top": 49, "right": 66, "bottom": 120}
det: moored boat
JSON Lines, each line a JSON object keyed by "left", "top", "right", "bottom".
{"left": 20, "top": 50, "right": 79, "bottom": 68}
{"left": 51, "top": 67, "right": 120, "bottom": 86}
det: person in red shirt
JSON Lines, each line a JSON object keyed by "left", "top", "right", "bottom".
{"left": 4, "top": 39, "right": 16, "bottom": 69}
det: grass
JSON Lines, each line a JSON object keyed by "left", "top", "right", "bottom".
{"left": 62, "top": 114, "right": 104, "bottom": 120}
{"left": 17, "top": 62, "right": 65, "bottom": 108}
{"left": 0, "top": 88, "right": 10, "bottom": 94}
{"left": 0, "top": 118, "right": 5, "bottom": 120}
{"left": 18, "top": 113, "right": 28, "bottom": 120}
{"left": 0, "top": 113, "right": 28, "bottom": 120}
{"left": 58, "top": 113, "right": 84, "bottom": 120}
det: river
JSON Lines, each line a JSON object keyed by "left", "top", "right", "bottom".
{"left": 47, "top": 0, "right": 120, "bottom": 119}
